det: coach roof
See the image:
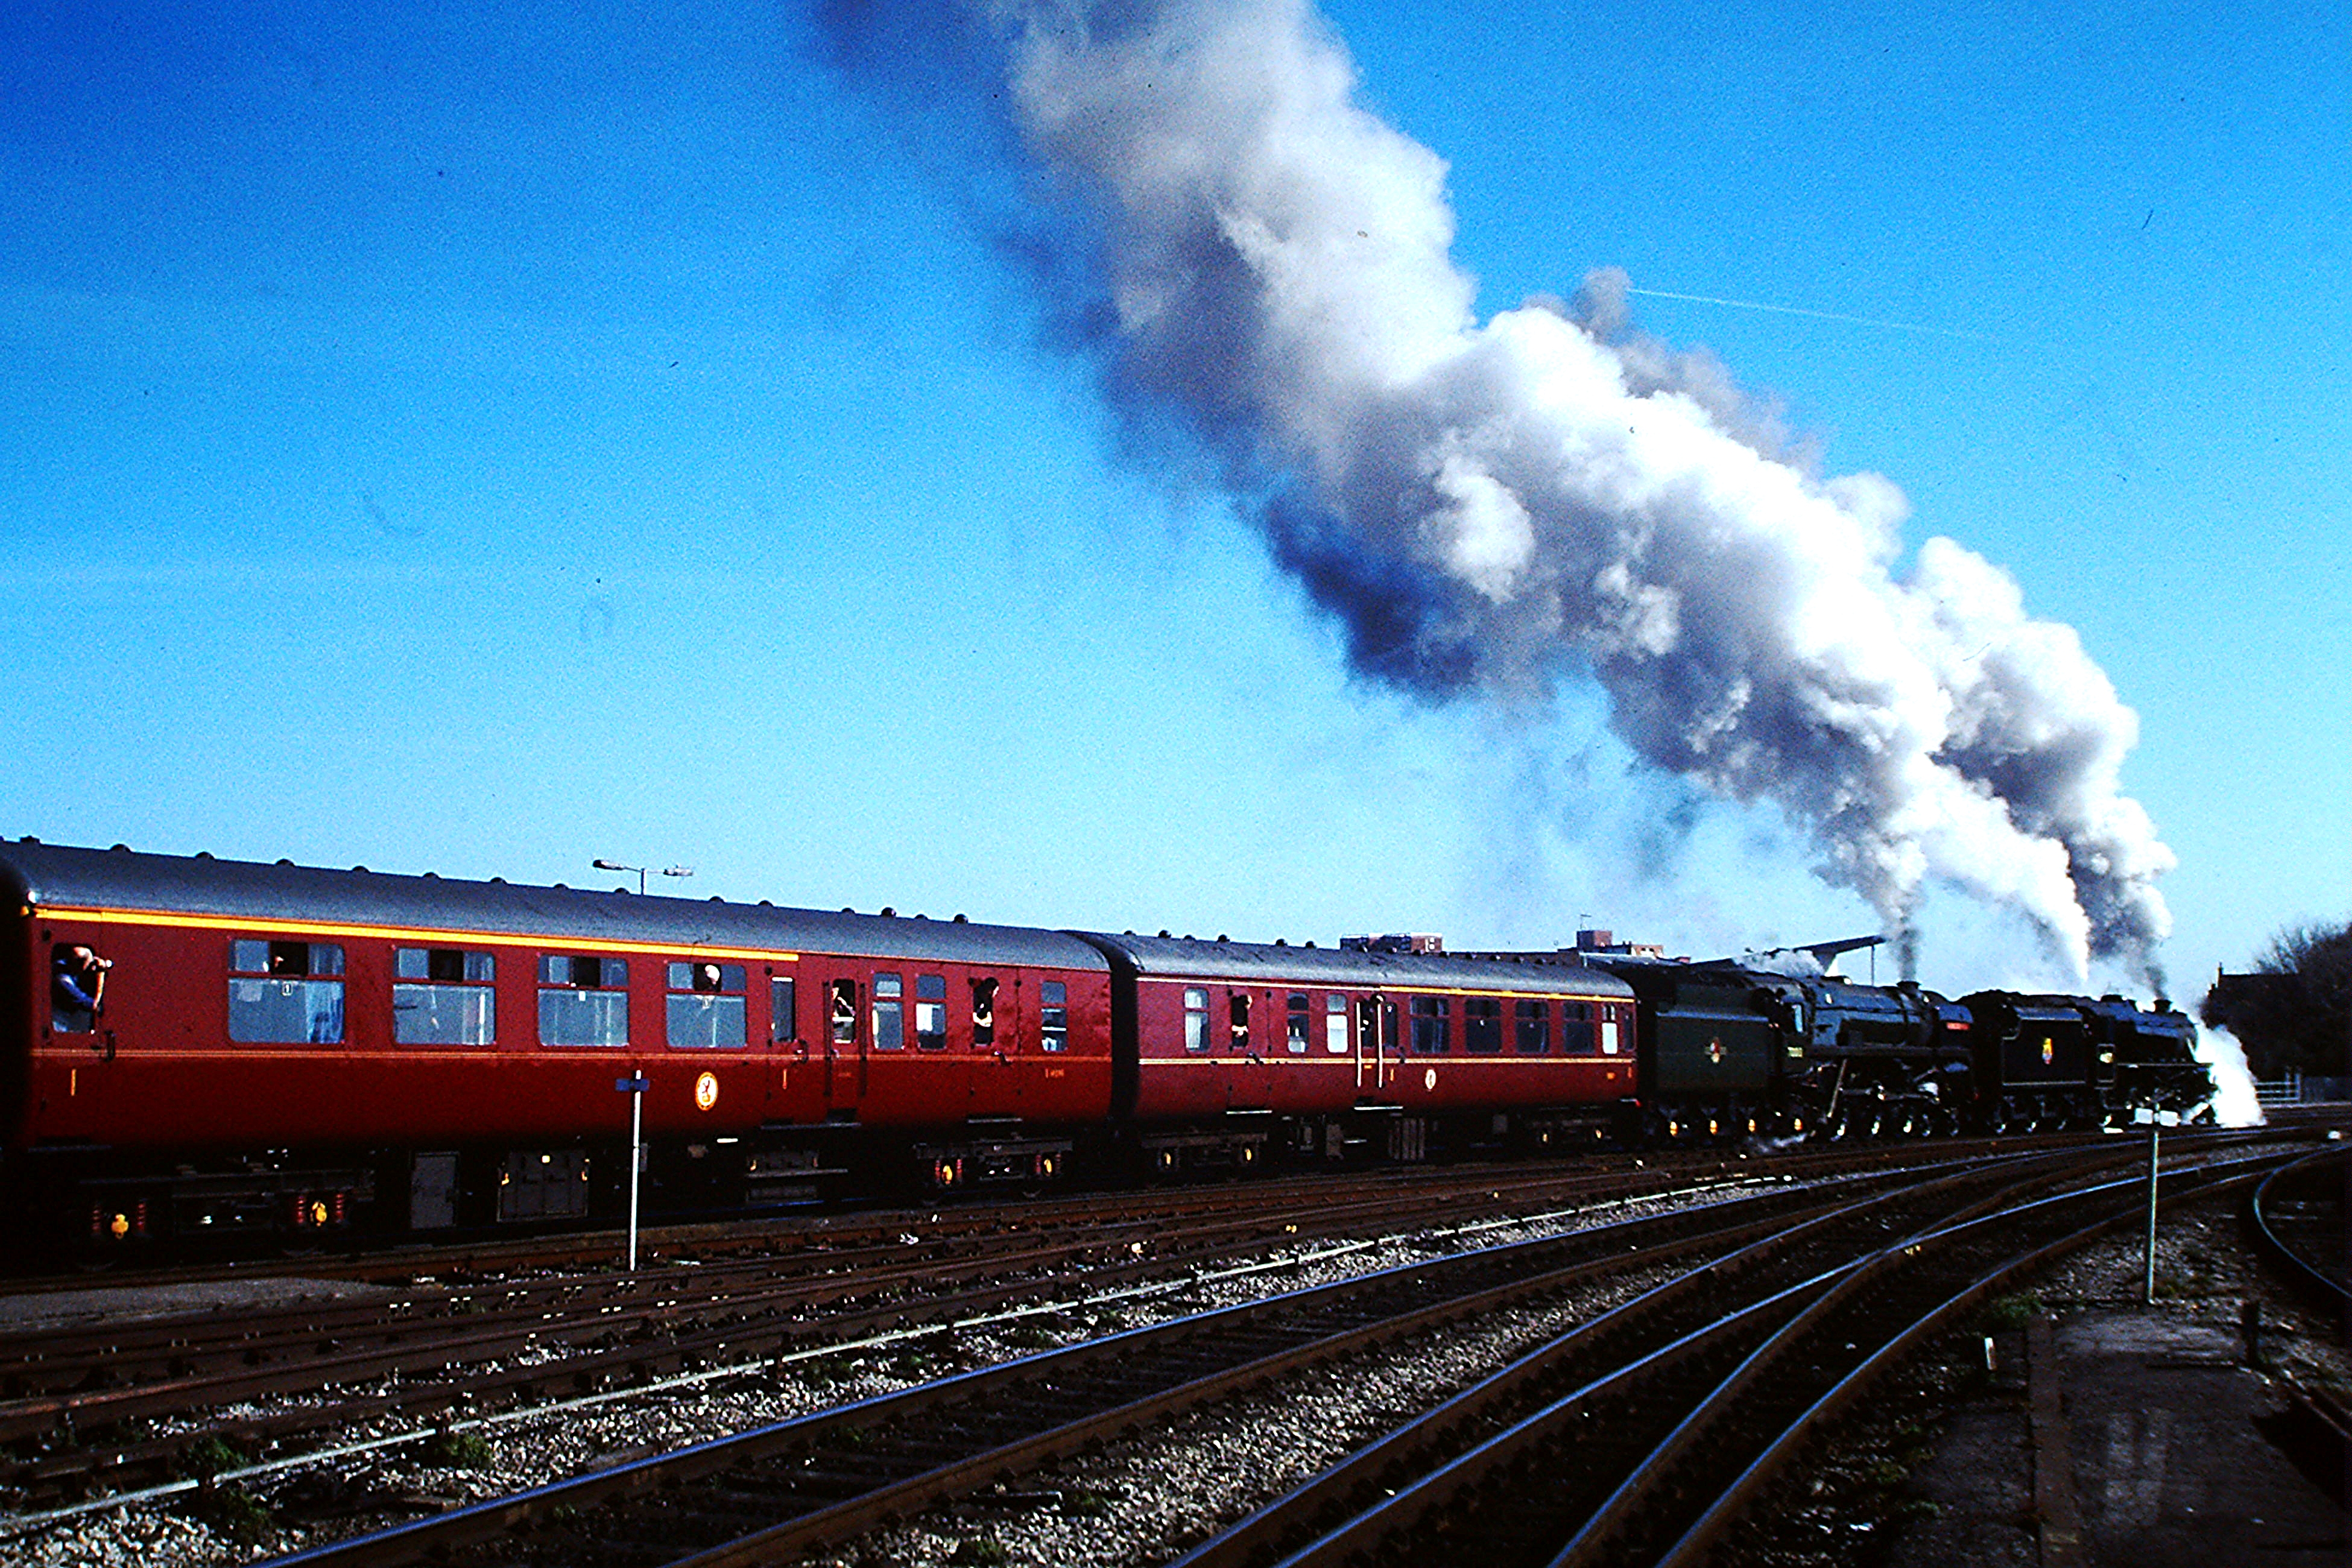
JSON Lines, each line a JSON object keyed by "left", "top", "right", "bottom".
{"left": 0, "top": 839, "right": 1108, "bottom": 972}
{"left": 1072, "top": 931, "right": 1633, "bottom": 997}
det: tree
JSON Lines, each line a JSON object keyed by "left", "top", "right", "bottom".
{"left": 2202, "top": 920, "right": 2352, "bottom": 1078}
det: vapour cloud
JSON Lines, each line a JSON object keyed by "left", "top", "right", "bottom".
{"left": 831, "top": 0, "right": 2173, "bottom": 982}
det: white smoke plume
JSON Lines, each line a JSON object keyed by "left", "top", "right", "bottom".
{"left": 827, "top": 0, "right": 2175, "bottom": 982}
{"left": 2195, "top": 1024, "right": 2265, "bottom": 1127}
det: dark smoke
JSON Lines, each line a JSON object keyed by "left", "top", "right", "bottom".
{"left": 823, "top": 0, "right": 2175, "bottom": 983}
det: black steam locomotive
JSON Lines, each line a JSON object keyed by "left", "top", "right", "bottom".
{"left": 1484, "top": 934, "right": 2214, "bottom": 1143}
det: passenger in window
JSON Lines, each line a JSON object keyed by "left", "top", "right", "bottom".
{"left": 51, "top": 944, "right": 110, "bottom": 1031}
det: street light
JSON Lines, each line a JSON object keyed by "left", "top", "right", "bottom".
{"left": 593, "top": 859, "right": 695, "bottom": 895}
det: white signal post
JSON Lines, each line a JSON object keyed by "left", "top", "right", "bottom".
{"left": 618, "top": 1073, "right": 650, "bottom": 1270}
{"left": 2138, "top": 1102, "right": 2180, "bottom": 1303}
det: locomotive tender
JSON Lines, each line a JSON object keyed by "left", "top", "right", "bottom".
{"left": 0, "top": 839, "right": 2209, "bottom": 1255}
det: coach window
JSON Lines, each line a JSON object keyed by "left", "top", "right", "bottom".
{"left": 1600, "top": 1002, "right": 1623, "bottom": 1056}
{"left": 1464, "top": 996, "right": 1502, "bottom": 1054}
{"left": 1183, "top": 988, "right": 1210, "bottom": 1052}
{"left": 230, "top": 940, "right": 346, "bottom": 1044}
{"left": 1558, "top": 1001, "right": 1595, "bottom": 1054}
{"left": 829, "top": 979, "right": 858, "bottom": 1048}
{"left": 771, "top": 976, "right": 797, "bottom": 1043}
{"left": 872, "top": 973, "right": 905, "bottom": 1049}
{"left": 970, "top": 978, "right": 997, "bottom": 1049}
{"left": 1286, "top": 993, "right": 1310, "bottom": 1054}
{"left": 539, "top": 955, "right": 628, "bottom": 1046}
{"left": 1325, "top": 993, "right": 1349, "bottom": 1053}
{"left": 393, "top": 947, "right": 495, "bottom": 1045}
{"left": 1040, "top": 981, "right": 1068, "bottom": 1051}
{"left": 915, "top": 975, "right": 949, "bottom": 1049}
{"left": 1410, "top": 994, "right": 1450, "bottom": 1054}
{"left": 1228, "top": 991, "right": 1254, "bottom": 1052}
{"left": 51, "top": 943, "right": 109, "bottom": 1033}
{"left": 667, "top": 961, "right": 747, "bottom": 1048}
{"left": 1515, "top": 999, "right": 1549, "bottom": 1055}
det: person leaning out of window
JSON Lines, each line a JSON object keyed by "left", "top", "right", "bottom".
{"left": 52, "top": 944, "right": 111, "bottom": 1031}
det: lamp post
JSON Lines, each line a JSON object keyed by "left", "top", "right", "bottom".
{"left": 593, "top": 859, "right": 695, "bottom": 895}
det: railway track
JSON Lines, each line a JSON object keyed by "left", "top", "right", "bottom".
{"left": 207, "top": 1140, "right": 2260, "bottom": 1568}
{"left": 0, "top": 1137, "right": 2104, "bottom": 1510}
{"left": 0, "top": 1132, "right": 2103, "bottom": 1295}
{"left": 0, "top": 1127, "right": 2299, "bottom": 1564}
{"left": 1165, "top": 1142, "right": 2290, "bottom": 1568}
{"left": 0, "top": 1148, "right": 1949, "bottom": 1514}
{"left": 2248, "top": 1145, "right": 2349, "bottom": 1309}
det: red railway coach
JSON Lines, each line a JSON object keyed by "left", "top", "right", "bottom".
{"left": 1073, "top": 933, "right": 1639, "bottom": 1172}
{"left": 1, "top": 839, "right": 1114, "bottom": 1253}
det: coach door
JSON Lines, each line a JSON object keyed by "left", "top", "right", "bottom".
{"left": 1357, "top": 994, "right": 1397, "bottom": 1093}
{"left": 967, "top": 975, "right": 1023, "bottom": 1120}
{"left": 824, "top": 977, "right": 863, "bottom": 1113}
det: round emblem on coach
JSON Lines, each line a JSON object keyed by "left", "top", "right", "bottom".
{"left": 1423, "top": 1066, "right": 1438, "bottom": 1092}
{"left": 695, "top": 1071, "right": 719, "bottom": 1111}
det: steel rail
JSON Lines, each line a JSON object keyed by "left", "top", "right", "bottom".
{"left": 1157, "top": 1146, "right": 2100, "bottom": 1568}
{"left": 0, "top": 1125, "right": 2178, "bottom": 1294}
{"left": 0, "top": 1163, "right": 1855, "bottom": 1538}
{"left": 2247, "top": 1145, "right": 2350, "bottom": 1313}
{"left": 239, "top": 1162, "right": 1957, "bottom": 1568}
{"left": 1179, "top": 1146, "right": 2145, "bottom": 1568}
{"left": 1550, "top": 1145, "right": 2286, "bottom": 1566}
{"left": 0, "top": 1163, "right": 1733, "bottom": 1448}
{"left": 1646, "top": 1146, "right": 2287, "bottom": 1568}
{"left": 1, "top": 1141, "right": 2047, "bottom": 1505}
{"left": 0, "top": 1153, "right": 1731, "bottom": 1292}
{"left": 1182, "top": 1143, "right": 2284, "bottom": 1568}
{"left": 651, "top": 1152, "right": 2075, "bottom": 1568}
{"left": 0, "top": 1136, "right": 2265, "bottom": 1545}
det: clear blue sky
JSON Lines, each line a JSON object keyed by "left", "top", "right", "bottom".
{"left": 2, "top": 0, "right": 2342, "bottom": 1005}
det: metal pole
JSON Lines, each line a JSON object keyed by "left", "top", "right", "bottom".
{"left": 2144, "top": 1116, "right": 2160, "bottom": 1304}
{"left": 627, "top": 1084, "right": 643, "bottom": 1272}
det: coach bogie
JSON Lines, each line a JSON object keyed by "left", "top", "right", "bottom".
{"left": 1136, "top": 1124, "right": 1272, "bottom": 1178}
{"left": 913, "top": 1134, "right": 1075, "bottom": 1192}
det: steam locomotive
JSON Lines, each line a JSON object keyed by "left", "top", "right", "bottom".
{"left": 0, "top": 839, "right": 2210, "bottom": 1255}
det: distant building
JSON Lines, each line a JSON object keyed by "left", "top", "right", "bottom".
{"left": 1339, "top": 933, "right": 1446, "bottom": 955}
{"left": 1573, "top": 929, "right": 1666, "bottom": 959}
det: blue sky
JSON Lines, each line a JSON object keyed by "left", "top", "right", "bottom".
{"left": 2, "top": 0, "right": 2342, "bottom": 1005}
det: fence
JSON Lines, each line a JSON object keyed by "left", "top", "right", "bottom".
{"left": 2254, "top": 1069, "right": 2352, "bottom": 1106}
